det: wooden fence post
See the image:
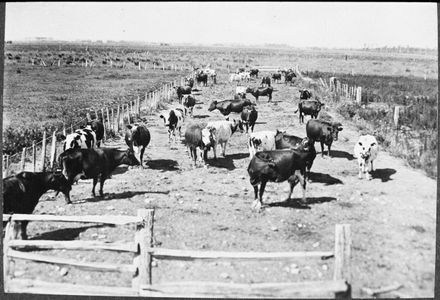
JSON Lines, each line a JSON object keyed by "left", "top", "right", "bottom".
{"left": 133, "top": 208, "right": 154, "bottom": 291}
{"left": 4, "top": 155, "right": 10, "bottom": 177}
{"left": 86, "top": 112, "right": 92, "bottom": 122}
{"left": 393, "top": 106, "right": 400, "bottom": 128}
{"left": 32, "top": 141, "right": 36, "bottom": 172}
{"left": 110, "top": 108, "right": 115, "bottom": 131}
{"left": 3, "top": 221, "right": 15, "bottom": 291}
{"left": 356, "top": 87, "right": 362, "bottom": 104}
{"left": 49, "top": 131, "right": 57, "bottom": 169}
{"left": 21, "top": 148, "right": 26, "bottom": 172}
{"left": 101, "top": 109, "right": 107, "bottom": 142}
{"left": 116, "top": 105, "right": 121, "bottom": 132}
{"left": 333, "top": 224, "right": 352, "bottom": 299}
{"left": 106, "top": 107, "right": 111, "bottom": 132}
{"left": 41, "top": 131, "right": 47, "bottom": 172}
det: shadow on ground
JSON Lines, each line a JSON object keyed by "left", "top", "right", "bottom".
{"left": 309, "top": 172, "right": 343, "bottom": 185}
{"left": 372, "top": 168, "right": 396, "bottom": 182}
{"left": 328, "top": 150, "right": 355, "bottom": 160}
{"left": 206, "top": 157, "right": 236, "bottom": 170}
{"left": 146, "top": 159, "right": 179, "bottom": 171}
{"left": 268, "top": 196, "right": 336, "bottom": 209}
{"left": 30, "top": 224, "right": 108, "bottom": 242}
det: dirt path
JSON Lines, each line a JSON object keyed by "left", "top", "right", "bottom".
{"left": 25, "top": 73, "right": 436, "bottom": 298}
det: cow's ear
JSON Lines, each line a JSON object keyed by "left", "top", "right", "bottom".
{"left": 371, "top": 142, "right": 376, "bottom": 146}
{"left": 126, "top": 124, "right": 132, "bottom": 130}
{"left": 358, "top": 142, "right": 363, "bottom": 146}
{"left": 59, "top": 134, "right": 66, "bottom": 140}
{"left": 338, "top": 127, "right": 343, "bottom": 131}
{"left": 159, "top": 115, "right": 164, "bottom": 119}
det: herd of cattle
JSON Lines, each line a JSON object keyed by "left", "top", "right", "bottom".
{"left": 3, "top": 66, "right": 380, "bottom": 239}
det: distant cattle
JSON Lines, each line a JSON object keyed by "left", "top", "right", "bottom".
{"left": 306, "top": 119, "right": 343, "bottom": 157}
{"left": 196, "top": 73, "right": 208, "bottom": 87}
{"left": 241, "top": 105, "right": 258, "bottom": 133}
{"left": 185, "top": 77, "right": 195, "bottom": 88}
{"left": 208, "top": 98, "right": 252, "bottom": 116}
{"left": 246, "top": 87, "right": 274, "bottom": 102}
{"left": 184, "top": 123, "right": 216, "bottom": 167}
{"left": 159, "top": 109, "right": 184, "bottom": 144}
{"left": 261, "top": 76, "right": 271, "bottom": 87}
{"left": 283, "top": 70, "right": 297, "bottom": 84}
{"left": 235, "top": 86, "right": 247, "bottom": 99}
{"left": 125, "top": 124, "right": 151, "bottom": 168}
{"left": 175, "top": 85, "right": 192, "bottom": 102}
{"left": 229, "top": 73, "right": 242, "bottom": 83}
{"left": 60, "top": 147, "right": 140, "bottom": 200}
{"left": 272, "top": 73, "right": 282, "bottom": 83}
{"left": 294, "top": 100, "right": 325, "bottom": 123}
{"left": 353, "top": 135, "right": 379, "bottom": 180}
{"left": 299, "top": 89, "right": 313, "bottom": 100}
{"left": 3, "top": 171, "right": 72, "bottom": 239}
{"left": 238, "top": 71, "right": 251, "bottom": 82}
{"left": 183, "top": 95, "right": 197, "bottom": 117}
{"left": 237, "top": 67, "right": 246, "bottom": 73}
{"left": 247, "top": 148, "right": 310, "bottom": 211}
{"left": 249, "top": 69, "right": 259, "bottom": 78}
{"left": 61, "top": 128, "right": 97, "bottom": 151}
{"left": 248, "top": 130, "right": 279, "bottom": 158}
{"left": 206, "top": 119, "right": 243, "bottom": 158}
{"left": 203, "top": 68, "right": 217, "bottom": 84}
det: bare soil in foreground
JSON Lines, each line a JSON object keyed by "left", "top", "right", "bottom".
{"left": 15, "top": 72, "right": 436, "bottom": 298}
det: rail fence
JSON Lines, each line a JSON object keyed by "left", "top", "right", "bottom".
{"left": 2, "top": 72, "right": 193, "bottom": 177}
{"left": 3, "top": 209, "right": 352, "bottom": 298}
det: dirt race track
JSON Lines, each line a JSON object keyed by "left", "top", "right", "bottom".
{"left": 19, "top": 71, "right": 436, "bottom": 298}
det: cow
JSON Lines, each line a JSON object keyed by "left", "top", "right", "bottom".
{"left": 284, "top": 71, "right": 297, "bottom": 84}
{"left": 206, "top": 119, "right": 244, "bottom": 158}
{"left": 353, "top": 135, "right": 379, "bottom": 180}
{"left": 246, "top": 87, "right": 274, "bottom": 102}
{"left": 183, "top": 95, "right": 196, "bottom": 117}
{"left": 306, "top": 119, "right": 343, "bottom": 157}
{"left": 275, "top": 132, "right": 317, "bottom": 178}
{"left": 237, "top": 67, "right": 246, "bottom": 73}
{"left": 59, "top": 147, "right": 140, "bottom": 200}
{"left": 248, "top": 130, "right": 280, "bottom": 158}
{"left": 60, "top": 128, "right": 97, "bottom": 151}
{"left": 208, "top": 99, "right": 252, "bottom": 116}
{"left": 261, "top": 76, "right": 271, "bottom": 87}
{"left": 174, "top": 85, "right": 192, "bottom": 102}
{"left": 159, "top": 109, "right": 184, "bottom": 145}
{"left": 125, "top": 124, "right": 151, "bottom": 168}
{"left": 299, "top": 89, "right": 313, "bottom": 100}
{"left": 247, "top": 148, "right": 310, "bottom": 211}
{"left": 185, "top": 77, "right": 195, "bottom": 88}
{"left": 3, "top": 171, "right": 72, "bottom": 239}
{"left": 86, "top": 120, "right": 104, "bottom": 147}
{"left": 203, "top": 68, "right": 217, "bottom": 84}
{"left": 235, "top": 86, "right": 247, "bottom": 99}
{"left": 184, "top": 123, "right": 216, "bottom": 167}
{"left": 294, "top": 100, "right": 325, "bottom": 124}
{"left": 250, "top": 68, "right": 259, "bottom": 78}
{"left": 241, "top": 105, "right": 258, "bottom": 133}
{"left": 272, "top": 73, "right": 282, "bottom": 83}
{"left": 196, "top": 72, "right": 208, "bottom": 87}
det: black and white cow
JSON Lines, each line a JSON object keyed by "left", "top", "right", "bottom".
{"left": 160, "top": 109, "right": 184, "bottom": 144}
{"left": 125, "top": 124, "right": 151, "bottom": 168}
{"left": 60, "top": 128, "right": 97, "bottom": 151}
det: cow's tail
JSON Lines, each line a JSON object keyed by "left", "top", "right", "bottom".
{"left": 293, "top": 108, "right": 299, "bottom": 113}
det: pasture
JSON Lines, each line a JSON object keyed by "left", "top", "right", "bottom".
{"left": 2, "top": 42, "right": 437, "bottom": 298}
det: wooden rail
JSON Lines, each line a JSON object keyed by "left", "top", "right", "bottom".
{"left": 3, "top": 209, "right": 352, "bottom": 298}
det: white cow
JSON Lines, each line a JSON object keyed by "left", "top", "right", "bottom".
{"left": 206, "top": 119, "right": 243, "bottom": 158}
{"left": 248, "top": 130, "right": 279, "bottom": 158}
{"left": 229, "top": 73, "right": 241, "bottom": 83}
{"left": 353, "top": 134, "right": 379, "bottom": 180}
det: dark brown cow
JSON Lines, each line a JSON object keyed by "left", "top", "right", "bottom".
{"left": 125, "top": 124, "right": 151, "bottom": 168}
{"left": 241, "top": 105, "right": 258, "bottom": 133}
{"left": 3, "top": 171, "right": 72, "bottom": 239}
{"left": 174, "top": 85, "right": 192, "bottom": 102}
{"left": 294, "top": 100, "right": 325, "bottom": 123}
{"left": 208, "top": 99, "right": 252, "bottom": 116}
{"left": 59, "top": 147, "right": 140, "bottom": 200}
{"left": 246, "top": 87, "right": 274, "bottom": 102}
{"left": 306, "top": 119, "right": 343, "bottom": 157}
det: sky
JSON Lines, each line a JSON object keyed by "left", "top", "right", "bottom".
{"left": 4, "top": 2, "right": 438, "bottom": 48}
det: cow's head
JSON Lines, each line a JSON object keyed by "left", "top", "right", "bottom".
{"left": 297, "top": 137, "right": 315, "bottom": 153}
{"left": 51, "top": 171, "right": 73, "bottom": 204}
{"left": 121, "top": 148, "right": 141, "bottom": 166}
{"left": 330, "top": 122, "right": 343, "bottom": 141}
{"left": 357, "top": 136, "right": 377, "bottom": 160}
{"left": 227, "top": 118, "right": 244, "bottom": 134}
{"left": 159, "top": 110, "right": 177, "bottom": 128}
{"left": 201, "top": 127, "right": 216, "bottom": 150}
{"left": 274, "top": 130, "right": 286, "bottom": 142}
{"left": 208, "top": 101, "right": 217, "bottom": 112}
{"left": 245, "top": 87, "right": 253, "bottom": 93}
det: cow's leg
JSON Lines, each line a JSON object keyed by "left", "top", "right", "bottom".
{"left": 222, "top": 142, "right": 227, "bottom": 157}
{"left": 297, "top": 171, "right": 307, "bottom": 204}
{"left": 212, "top": 144, "right": 217, "bottom": 159}
{"left": 320, "top": 142, "right": 325, "bottom": 157}
{"left": 140, "top": 146, "right": 146, "bottom": 168}
{"left": 328, "top": 144, "right": 332, "bottom": 157}
{"left": 366, "top": 159, "right": 372, "bottom": 180}
{"left": 287, "top": 175, "right": 299, "bottom": 200}
{"left": 92, "top": 177, "right": 98, "bottom": 197}
{"left": 257, "top": 180, "right": 267, "bottom": 210}
{"left": 99, "top": 175, "right": 106, "bottom": 197}
{"left": 358, "top": 160, "right": 363, "bottom": 179}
